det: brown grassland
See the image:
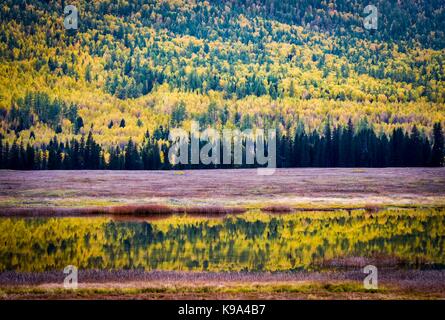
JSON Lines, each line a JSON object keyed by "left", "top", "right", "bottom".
{"left": 0, "top": 168, "right": 444, "bottom": 214}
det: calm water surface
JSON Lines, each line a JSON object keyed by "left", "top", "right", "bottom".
{"left": 1, "top": 209, "right": 444, "bottom": 272}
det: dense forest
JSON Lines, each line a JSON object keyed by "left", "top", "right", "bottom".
{"left": 0, "top": 0, "right": 444, "bottom": 167}
{"left": 0, "top": 121, "right": 443, "bottom": 169}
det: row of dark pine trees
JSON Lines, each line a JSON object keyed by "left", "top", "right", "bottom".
{"left": 0, "top": 121, "right": 443, "bottom": 170}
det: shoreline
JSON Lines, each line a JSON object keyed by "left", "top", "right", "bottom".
{"left": 1, "top": 270, "right": 445, "bottom": 300}
{"left": 1, "top": 204, "right": 443, "bottom": 218}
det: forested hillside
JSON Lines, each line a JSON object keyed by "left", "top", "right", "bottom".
{"left": 0, "top": 0, "right": 444, "bottom": 168}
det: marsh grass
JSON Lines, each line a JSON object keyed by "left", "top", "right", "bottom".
{"left": 0, "top": 204, "right": 247, "bottom": 217}
{"left": 0, "top": 281, "right": 383, "bottom": 296}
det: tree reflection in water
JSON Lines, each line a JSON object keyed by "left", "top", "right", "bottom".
{"left": 0, "top": 209, "right": 444, "bottom": 272}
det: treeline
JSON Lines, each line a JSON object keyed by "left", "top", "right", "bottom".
{"left": 283, "top": 121, "right": 444, "bottom": 168}
{"left": 0, "top": 130, "right": 166, "bottom": 170}
{"left": 0, "top": 121, "right": 443, "bottom": 170}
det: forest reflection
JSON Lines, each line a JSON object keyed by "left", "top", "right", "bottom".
{"left": 1, "top": 209, "right": 444, "bottom": 272}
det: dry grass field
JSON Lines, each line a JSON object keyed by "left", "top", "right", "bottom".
{"left": 1, "top": 270, "right": 445, "bottom": 300}
{"left": 0, "top": 168, "right": 444, "bottom": 215}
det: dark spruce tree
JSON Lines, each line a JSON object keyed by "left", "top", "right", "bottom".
{"left": 431, "top": 123, "right": 444, "bottom": 167}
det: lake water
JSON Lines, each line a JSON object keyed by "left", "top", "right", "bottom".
{"left": 1, "top": 209, "right": 444, "bottom": 272}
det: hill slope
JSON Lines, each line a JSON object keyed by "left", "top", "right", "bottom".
{"left": 0, "top": 0, "right": 444, "bottom": 149}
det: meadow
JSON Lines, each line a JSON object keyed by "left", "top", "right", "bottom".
{"left": 0, "top": 168, "right": 444, "bottom": 213}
